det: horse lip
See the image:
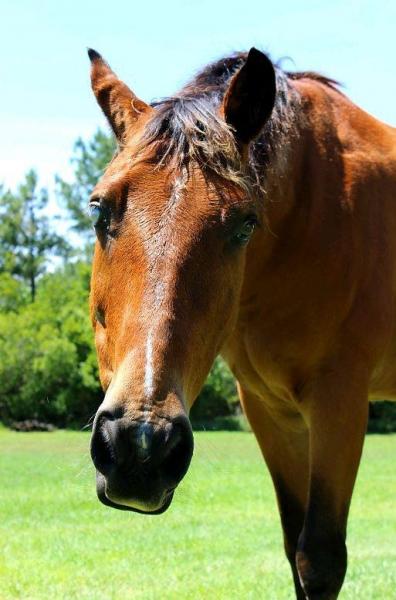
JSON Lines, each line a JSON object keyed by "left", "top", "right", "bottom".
{"left": 95, "top": 471, "right": 174, "bottom": 515}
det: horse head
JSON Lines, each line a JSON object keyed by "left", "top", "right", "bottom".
{"left": 88, "top": 48, "right": 276, "bottom": 513}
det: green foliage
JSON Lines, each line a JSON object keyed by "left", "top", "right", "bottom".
{"left": 56, "top": 129, "right": 116, "bottom": 239}
{"left": 0, "top": 262, "right": 101, "bottom": 426}
{"left": 0, "top": 272, "right": 29, "bottom": 312}
{"left": 191, "top": 357, "right": 240, "bottom": 426}
{"left": 368, "top": 401, "right": 396, "bottom": 433}
{"left": 0, "top": 171, "right": 69, "bottom": 301}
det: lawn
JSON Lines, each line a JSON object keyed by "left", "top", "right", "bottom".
{"left": 0, "top": 429, "right": 395, "bottom": 599}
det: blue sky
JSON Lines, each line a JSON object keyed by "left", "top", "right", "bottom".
{"left": 1, "top": 0, "right": 396, "bottom": 191}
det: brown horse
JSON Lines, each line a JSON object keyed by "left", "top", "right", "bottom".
{"left": 87, "top": 47, "right": 396, "bottom": 599}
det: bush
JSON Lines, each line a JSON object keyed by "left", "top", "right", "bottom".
{"left": 0, "top": 262, "right": 102, "bottom": 427}
{"left": 190, "top": 357, "right": 240, "bottom": 426}
{"left": 367, "top": 401, "right": 396, "bottom": 433}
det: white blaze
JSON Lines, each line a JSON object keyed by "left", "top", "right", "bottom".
{"left": 144, "top": 329, "right": 155, "bottom": 399}
{"left": 141, "top": 174, "right": 186, "bottom": 403}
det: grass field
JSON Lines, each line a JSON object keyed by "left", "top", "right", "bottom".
{"left": 0, "top": 429, "right": 395, "bottom": 599}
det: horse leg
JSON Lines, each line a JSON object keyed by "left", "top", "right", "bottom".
{"left": 239, "top": 386, "right": 309, "bottom": 599}
{"left": 296, "top": 359, "right": 369, "bottom": 599}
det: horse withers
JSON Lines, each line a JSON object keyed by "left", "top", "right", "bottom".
{"left": 87, "top": 47, "right": 396, "bottom": 598}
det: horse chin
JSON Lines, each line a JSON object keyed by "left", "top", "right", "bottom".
{"left": 95, "top": 472, "right": 174, "bottom": 515}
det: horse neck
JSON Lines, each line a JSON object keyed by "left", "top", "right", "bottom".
{"left": 251, "top": 81, "right": 347, "bottom": 263}
{"left": 242, "top": 75, "right": 396, "bottom": 308}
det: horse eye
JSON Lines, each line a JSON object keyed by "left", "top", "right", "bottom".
{"left": 233, "top": 216, "right": 258, "bottom": 245}
{"left": 94, "top": 307, "right": 106, "bottom": 327}
{"left": 89, "top": 203, "right": 102, "bottom": 228}
{"left": 89, "top": 201, "right": 110, "bottom": 232}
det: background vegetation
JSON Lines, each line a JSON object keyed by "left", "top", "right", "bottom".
{"left": 1, "top": 130, "right": 395, "bottom": 432}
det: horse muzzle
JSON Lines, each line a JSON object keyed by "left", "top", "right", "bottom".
{"left": 90, "top": 408, "right": 194, "bottom": 514}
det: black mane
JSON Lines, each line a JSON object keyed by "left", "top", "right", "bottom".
{"left": 134, "top": 51, "right": 337, "bottom": 194}
{"left": 172, "top": 52, "right": 340, "bottom": 99}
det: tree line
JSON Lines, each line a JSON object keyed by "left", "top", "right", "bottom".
{"left": 0, "top": 130, "right": 394, "bottom": 431}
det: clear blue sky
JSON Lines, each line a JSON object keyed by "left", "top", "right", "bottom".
{"left": 1, "top": 0, "right": 396, "bottom": 190}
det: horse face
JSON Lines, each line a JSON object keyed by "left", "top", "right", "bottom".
{"left": 89, "top": 152, "right": 256, "bottom": 512}
{"left": 87, "top": 49, "right": 274, "bottom": 513}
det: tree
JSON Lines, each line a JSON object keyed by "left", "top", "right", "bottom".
{"left": 0, "top": 171, "right": 69, "bottom": 302}
{"left": 56, "top": 129, "right": 116, "bottom": 239}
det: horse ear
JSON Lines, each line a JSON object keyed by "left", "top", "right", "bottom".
{"left": 88, "top": 49, "right": 149, "bottom": 145}
{"left": 223, "top": 48, "right": 276, "bottom": 145}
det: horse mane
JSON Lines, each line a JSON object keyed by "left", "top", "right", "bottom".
{"left": 134, "top": 52, "right": 339, "bottom": 195}
{"left": 286, "top": 70, "right": 341, "bottom": 92}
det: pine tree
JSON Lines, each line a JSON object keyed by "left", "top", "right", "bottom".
{"left": 56, "top": 129, "right": 115, "bottom": 239}
{"left": 0, "top": 170, "right": 68, "bottom": 301}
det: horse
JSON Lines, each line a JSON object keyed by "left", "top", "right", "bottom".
{"left": 87, "top": 47, "right": 396, "bottom": 599}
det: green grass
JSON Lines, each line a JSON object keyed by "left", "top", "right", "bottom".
{"left": 0, "top": 430, "right": 395, "bottom": 599}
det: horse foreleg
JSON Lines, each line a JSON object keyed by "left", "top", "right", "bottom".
{"left": 239, "top": 386, "right": 309, "bottom": 599}
{"left": 297, "top": 359, "right": 369, "bottom": 599}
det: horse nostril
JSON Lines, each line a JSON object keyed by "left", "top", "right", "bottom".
{"left": 91, "top": 412, "right": 118, "bottom": 476}
{"left": 161, "top": 420, "right": 194, "bottom": 486}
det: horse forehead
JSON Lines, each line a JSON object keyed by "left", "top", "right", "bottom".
{"left": 99, "top": 156, "right": 220, "bottom": 233}
{"left": 120, "top": 176, "right": 218, "bottom": 268}
{"left": 121, "top": 165, "right": 214, "bottom": 220}
{"left": 133, "top": 183, "right": 209, "bottom": 244}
